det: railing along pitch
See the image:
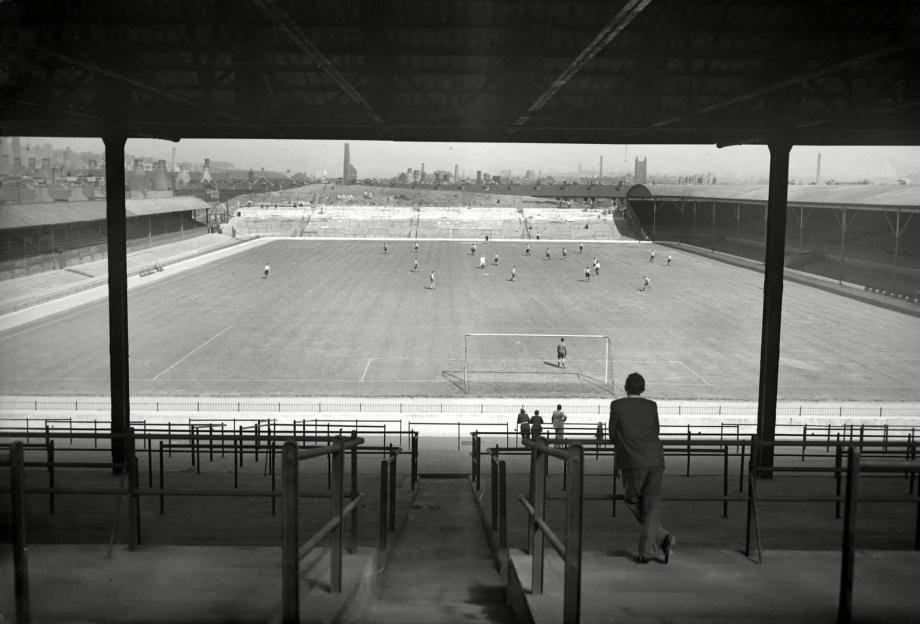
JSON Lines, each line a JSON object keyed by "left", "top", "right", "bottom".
{"left": 517, "top": 438, "right": 583, "bottom": 624}
{"left": 281, "top": 436, "right": 365, "bottom": 624}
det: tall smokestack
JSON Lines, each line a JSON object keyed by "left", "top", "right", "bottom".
{"left": 153, "top": 160, "right": 170, "bottom": 191}
{"left": 11, "top": 137, "right": 21, "bottom": 173}
{"left": 599, "top": 155, "right": 603, "bottom": 182}
{"left": 815, "top": 153, "right": 822, "bottom": 185}
{"left": 454, "top": 164, "right": 458, "bottom": 182}
{"left": 131, "top": 159, "right": 146, "bottom": 194}
{"left": 343, "top": 143, "right": 350, "bottom": 184}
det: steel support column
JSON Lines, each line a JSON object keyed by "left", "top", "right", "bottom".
{"left": 710, "top": 200, "right": 716, "bottom": 251}
{"left": 838, "top": 206, "right": 847, "bottom": 282}
{"left": 894, "top": 209, "right": 900, "bottom": 273}
{"left": 736, "top": 202, "right": 741, "bottom": 238}
{"left": 691, "top": 200, "right": 696, "bottom": 238}
{"left": 105, "top": 135, "right": 130, "bottom": 473}
{"left": 756, "top": 141, "right": 791, "bottom": 474}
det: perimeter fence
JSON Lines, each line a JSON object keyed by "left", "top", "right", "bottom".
{"left": 3, "top": 397, "right": 918, "bottom": 420}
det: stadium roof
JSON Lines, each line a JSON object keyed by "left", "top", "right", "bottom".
{"left": 629, "top": 184, "right": 920, "bottom": 210}
{"left": 1, "top": 0, "right": 918, "bottom": 146}
{"left": 0, "top": 196, "right": 210, "bottom": 230}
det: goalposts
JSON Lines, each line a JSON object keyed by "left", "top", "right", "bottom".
{"left": 463, "top": 333, "right": 611, "bottom": 394}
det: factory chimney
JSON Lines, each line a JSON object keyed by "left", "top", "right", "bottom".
{"left": 153, "top": 159, "right": 170, "bottom": 191}
{"left": 130, "top": 159, "right": 146, "bottom": 195}
{"left": 343, "top": 143, "right": 351, "bottom": 183}
{"left": 599, "top": 155, "right": 603, "bottom": 183}
{"left": 815, "top": 153, "right": 822, "bottom": 185}
{"left": 11, "top": 137, "right": 21, "bottom": 173}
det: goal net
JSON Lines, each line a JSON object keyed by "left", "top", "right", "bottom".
{"left": 463, "top": 333, "right": 611, "bottom": 393}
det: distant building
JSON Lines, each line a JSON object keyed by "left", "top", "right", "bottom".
{"left": 635, "top": 157, "right": 647, "bottom": 184}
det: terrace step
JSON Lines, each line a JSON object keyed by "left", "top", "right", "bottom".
{"left": 355, "top": 477, "right": 514, "bottom": 623}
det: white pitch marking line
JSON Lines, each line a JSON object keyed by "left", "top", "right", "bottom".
{"left": 153, "top": 325, "right": 233, "bottom": 380}
{"left": 360, "top": 358, "right": 374, "bottom": 381}
{"left": 675, "top": 360, "right": 710, "bottom": 385}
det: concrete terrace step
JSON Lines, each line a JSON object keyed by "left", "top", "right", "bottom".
{"left": 360, "top": 599, "right": 510, "bottom": 623}
{"left": 509, "top": 548, "right": 920, "bottom": 624}
{"left": 354, "top": 478, "right": 515, "bottom": 623}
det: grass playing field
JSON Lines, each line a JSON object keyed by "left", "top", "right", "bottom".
{"left": 1, "top": 238, "right": 918, "bottom": 400}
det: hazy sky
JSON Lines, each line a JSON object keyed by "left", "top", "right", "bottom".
{"left": 20, "top": 136, "right": 920, "bottom": 182}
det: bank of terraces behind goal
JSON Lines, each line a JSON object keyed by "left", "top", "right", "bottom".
{"left": 463, "top": 333, "right": 612, "bottom": 394}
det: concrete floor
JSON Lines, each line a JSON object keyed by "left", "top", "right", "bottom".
{"left": 509, "top": 549, "right": 920, "bottom": 624}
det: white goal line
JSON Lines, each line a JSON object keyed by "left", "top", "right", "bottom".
{"left": 465, "top": 333, "right": 608, "bottom": 338}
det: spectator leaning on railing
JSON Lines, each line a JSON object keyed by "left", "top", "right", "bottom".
{"left": 551, "top": 404, "right": 567, "bottom": 442}
{"left": 609, "top": 372, "right": 675, "bottom": 564}
{"left": 516, "top": 406, "right": 530, "bottom": 442}
{"left": 529, "top": 410, "right": 544, "bottom": 441}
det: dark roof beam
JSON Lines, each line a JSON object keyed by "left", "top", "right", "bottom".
{"left": 507, "top": 0, "right": 655, "bottom": 135}
{"left": 641, "top": 37, "right": 920, "bottom": 134}
{"left": 251, "top": 0, "right": 386, "bottom": 127}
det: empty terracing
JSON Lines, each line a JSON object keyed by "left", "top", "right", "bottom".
{"left": 229, "top": 204, "right": 629, "bottom": 240}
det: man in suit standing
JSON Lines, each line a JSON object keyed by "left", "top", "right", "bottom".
{"left": 609, "top": 372, "right": 675, "bottom": 564}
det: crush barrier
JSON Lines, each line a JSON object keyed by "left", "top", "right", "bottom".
{"left": 839, "top": 449, "right": 920, "bottom": 623}
{"left": 0, "top": 423, "right": 419, "bottom": 517}
{"left": 2, "top": 434, "right": 389, "bottom": 624}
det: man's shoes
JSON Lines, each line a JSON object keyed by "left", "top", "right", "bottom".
{"left": 662, "top": 534, "right": 675, "bottom": 564}
{"left": 636, "top": 555, "right": 651, "bottom": 564}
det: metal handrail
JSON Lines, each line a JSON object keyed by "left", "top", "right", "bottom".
{"left": 517, "top": 438, "right": 583, "bottom": 624}
{"left": 377, "top": 448, "right": 400, "bottom": 560}
{"left": 281, "top": 436, "right": 365, "bottom": 624}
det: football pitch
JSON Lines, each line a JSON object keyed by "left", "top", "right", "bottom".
{"left": 1, "top": 239, "right": 918, "bottom": 400}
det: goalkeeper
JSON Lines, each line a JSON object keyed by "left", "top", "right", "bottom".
{"left": 557, "top": 337, "right": 567, "bottom": 368}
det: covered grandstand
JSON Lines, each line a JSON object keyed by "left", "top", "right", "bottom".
{"left": 2, "top": 1, "right": 920, "bottom": 623}
{"left": 0, "top": 196, "right": 212, "bottom": 279}
{"left": 627, "top": 183, "right": 920, "bottom": 296}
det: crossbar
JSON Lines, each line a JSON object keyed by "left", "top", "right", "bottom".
{"left": 297, "top": 437, "right": 363, "bottom": 460}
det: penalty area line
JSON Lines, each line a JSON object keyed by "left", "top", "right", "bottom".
{"left": 153, "top": 325, "right": 234, "bottom": 380}
{"left": 360, "top": 358, "right": 373, "bottom": 381}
